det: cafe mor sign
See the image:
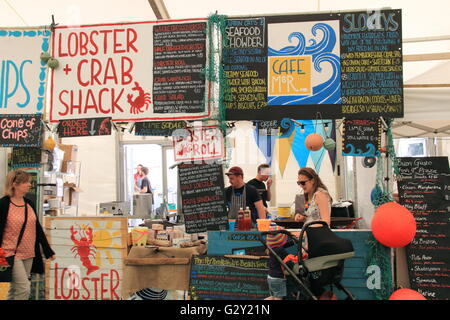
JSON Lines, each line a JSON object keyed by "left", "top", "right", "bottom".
{"left": 50, "top": 19, "right": 210, "bottom": 122}
{"left": 0, "top": 28, "right": 50, "bottom": 114}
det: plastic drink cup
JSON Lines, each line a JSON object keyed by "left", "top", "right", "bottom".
{"left": 257, "top": 219, "right": 271, "bottom": 231}
{"left": 228, "top": 219, "right": 236, "bottom": 231}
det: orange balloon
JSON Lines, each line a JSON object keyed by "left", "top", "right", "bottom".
{"left": 389, "top": 288, "right": 426, "bottom": 300}
{"left": 305, "top": 133, "right": 324, "bottom": 151}
{"left": 371, "top": 202, "right": 416, "bottom": 248}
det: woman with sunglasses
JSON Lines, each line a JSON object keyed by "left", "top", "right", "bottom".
{"left": 0, "top": 170, "right": 55, "bottom": 300}
{"left": 293, "top": 167, "right": 332, "bottom": 226}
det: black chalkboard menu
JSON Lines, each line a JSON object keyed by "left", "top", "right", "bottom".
{"left": 224, "top": 9, "right": 403, "bottom": 121}
{"left": 189, "top": 255, "right": 269, "bottom": 300}
{"left": 342, "top": 118, "right": 381, "bottom": 156}
{"left": 0, "top": 114, "right": 42, "bottom": 147}
{"left": 397, "top": 157, "right": 450, "bottom": 300}
{"left": 135, "top": 120, "right": 186, "bottom": 136}
{"left": 178, "top": 162, "right": 228, "bottom": 234}
{"left": 340, "top": 9, "right": 403, "bottom": 119}
{"left": 57, "top": 117, "right": 111, "bottom": 138}
{"left": 25, "top": 170, "right": 39, "bottom": 208}
{"left": 152, "top": 22, "right": 207, "bottom": 114}
{"left": 11, "top": 147, "right": 41, "bottom": 169}
{"left": 254, "top": 120, "right": 280, "bottom": 136}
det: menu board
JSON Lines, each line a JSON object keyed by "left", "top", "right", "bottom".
{"left": 397, "top": 157, "right": 450, "bottom": 300}
{"left": 224, "top": 9, "right": 403, "bottom": 120}
{"left": 178, "top": 162, "right": 228, "bottom": 234}
{"left": 223, "top": 18, "right": 267, "bottom": 117}
{"left": 57, "top": 117, "right": 111, "bottom": 138}
{"left": 135, "top": 120, "right": 186, "bottom": 136}
{"left": 11, "top": 147, "right": 41, "bottom": 169}
{"left": 189, "top": 255, "right": 269, "bottom": 300}
{"left": 25, "top": 170, "right": 39, "bottom": 207}
{"left": 153, "top": 22, "right": 207, "bottom": 114}
{"left": 255, "top": 120, "right": 280, "bottom": 136}
{"left": 340, "top": 10, "right": 403, "bottom": 118}
{"left": 0, "top": 114, "right": 42, "bottom": 147}
{"left": 342, "top": 118, "right": 381, "bottom": 156}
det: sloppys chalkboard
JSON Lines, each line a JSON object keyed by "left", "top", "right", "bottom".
{"left": 342, "top": 118, "right": 381, "bottom": 156}
{"left": 397, "top": 157, "right": 450, "bottom": 300}
{"left": 189, "top": 255, "right": 269, "bottom": 300}
{"left": 178, "top": 162, "right": 228, "bottom": 234}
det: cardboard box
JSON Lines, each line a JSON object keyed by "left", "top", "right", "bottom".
{"left": 63, "top": 182, "right": 82, "bottom": 206}
{"left": 59, "top": 144, "right": 78, "bottom": 172}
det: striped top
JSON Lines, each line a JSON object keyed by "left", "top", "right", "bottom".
{"left": 2, "top": 202, "right": 36, "bottom": 260}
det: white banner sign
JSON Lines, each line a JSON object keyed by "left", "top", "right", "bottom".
{"left": 50, "top": 19, "right": 210, "bottom": 122}
{"left": 0, "top": 28, "right": 50, "bottom": 114}
{"left": 173, "top": 126, "right": 224, "bottom": 162}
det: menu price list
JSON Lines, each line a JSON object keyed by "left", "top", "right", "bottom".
{"left": 178, "top": 162, "right": 228, "bottom": 234}
{"left": 223, "top": 18, "right": 267, "bottom": 113}
{"left": 340, "top": 9, "right": 403, "bottom": 118}
{"left": 397, "top": 157, "right": 450, "bottom": 299}
{"left": 153, "top": 22, "right": 207, "bottom": 114}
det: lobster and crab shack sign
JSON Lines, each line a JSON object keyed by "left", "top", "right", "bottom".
{"left": 50, "top": 19, "right": 210, "bottom": 123}
{"left": 44, "top": 217, "right": 128, "bottom": 300}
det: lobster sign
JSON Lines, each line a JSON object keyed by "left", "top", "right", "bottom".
{"left": 70, "top": 225, "right": 99, "bottom": 275}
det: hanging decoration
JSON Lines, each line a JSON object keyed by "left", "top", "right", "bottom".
{"left": 371, "top": 201, "right": 416, "bottom": 248}
{"left": 292, "top": 120, "right": 313, "bottom": 170}
{"left": 253, "top": 121, "right": 278, "bottom": 166}
{"left": 365, "top": 239, "right": 393, "bottom": 300}
{"left": 362, "top": 156, "right": 377, "bottom": 168}
{"left": 388, "top": 288, "right": 427, "bottom": 300}
{"left": 326, "top": 120, "right": 337, "bottom": 172}
{"left": 305, "top": 133, "right": 323, "bottom": 151}
{"left": 276, "top": 118, "right": 296, "bottom": 177}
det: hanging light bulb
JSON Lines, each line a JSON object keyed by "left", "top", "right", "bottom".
{"left": 324, "top": 122, "right": 329, "bottom": 132}
{"left": 300, "top": 125, "right": 305, "bottom": 133}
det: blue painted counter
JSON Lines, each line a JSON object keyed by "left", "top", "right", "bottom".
{"left": 207, "top": 230, "right": 393, "bottom": 300}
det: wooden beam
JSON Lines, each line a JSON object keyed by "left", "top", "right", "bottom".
{"left": 148, "top": 0, "right": 170, "bottom": 20}
{"left": 125, "top": 257, "right": 190, "bottom": 265}
{"left": 404, "top": 84, "right": 450, "bottom": 88}
{"left": 403, "top": 35, "right": 450, "bottom": 43}
{"left": 403, "top": 52, "right": 450, "bottom": 62}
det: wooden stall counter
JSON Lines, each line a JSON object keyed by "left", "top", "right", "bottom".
{"left": 122, "top": 244, "right": 206, "bottom": 300}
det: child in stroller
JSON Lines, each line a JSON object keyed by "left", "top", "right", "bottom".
{"left": 260, "top": 221, "right": 356, "bottom": 300}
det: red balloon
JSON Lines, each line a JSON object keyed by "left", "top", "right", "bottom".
{"left": 389, "top": 288, "right": 427, "bottom": 300}
{"left": 305, "top": 133, "right": 324, "bottom": 151}
{"left": 371, "top": 202, "right": 416, "bottom": 248}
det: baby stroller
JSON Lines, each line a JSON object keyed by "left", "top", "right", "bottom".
{"left": 260, "top": 221, "right": 356, "bottom": 300}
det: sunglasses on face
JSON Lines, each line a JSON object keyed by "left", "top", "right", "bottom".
{"left": 297, "top": 180, "right": 310, "bottom": 186}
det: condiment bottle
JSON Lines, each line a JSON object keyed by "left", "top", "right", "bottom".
{"left": 237, "top": 207, "right": 244, "bottom": 231}
{"left": 244, "top": 207, "right": 251, "bottom": 231}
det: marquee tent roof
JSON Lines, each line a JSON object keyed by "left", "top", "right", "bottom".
{"left": 1, "top": 0, "right": 449, "bottom": 138}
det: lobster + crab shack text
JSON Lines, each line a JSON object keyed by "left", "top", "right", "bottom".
{"left": 56, "top": 28, "right": 138, "bottom": 116}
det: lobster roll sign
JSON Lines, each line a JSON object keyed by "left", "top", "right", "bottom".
{"left": 44, "top": 217, "right": 128, "bottom": 300}
{"left": 49, "top": 19, "right": 210, "bottom": 122}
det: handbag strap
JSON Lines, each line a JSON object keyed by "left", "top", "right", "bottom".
{"left": 14, "top": 201, "right": 28, "bottom": 255}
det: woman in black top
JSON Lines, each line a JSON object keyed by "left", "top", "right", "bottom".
{"left": 0, "top": 170, "right": 55, "bottom": 300}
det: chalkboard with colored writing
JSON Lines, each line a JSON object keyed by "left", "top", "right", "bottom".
{"left": 152, "top": 22, "right": 207, "bottom": 114}
{"left": 397, "top": 157, "right": 450, "bottom": 300}
{"left": 135, "top": 121, "right": 186, "bottom": 136}
{"left": 0, "top": 114, "right": 42, "bottom": 147}
{"left": 11, "top": 147, "right": 41, "bottom": 169}
{"left": 189, "top": 255, "right": 269, "bottom": 300}
{"left": 342, "top": 118, "right": 381, "bottom": 156}
{"left": 57, "top": 117, "right": 111, "bottom": 138}
{"left": 178, "top": 162, "right": 228, "bottom": 234}
{"left": 224, "top": 9, "right": 403, "bottom": 120}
